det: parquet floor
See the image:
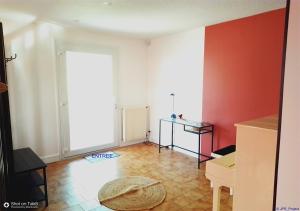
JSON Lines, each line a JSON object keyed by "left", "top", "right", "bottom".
{"left": 38, "top": 143, "right": 232, "bottom": 211}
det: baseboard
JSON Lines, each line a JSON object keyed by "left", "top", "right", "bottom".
{"left": 149, "top": 140, "right": 158, "bottom": 145}
{"left": 120, "top": 139, "right": 146, "bottom": 147}
{"left": 41, "top": 153, "right": 60, "bottom": 164}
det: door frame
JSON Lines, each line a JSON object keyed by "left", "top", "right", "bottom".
{"left": 273, "top": 0, "right": 291, "bottom": 209}
{"left": 55, "top": 41, "right": 120, "bottom": 159}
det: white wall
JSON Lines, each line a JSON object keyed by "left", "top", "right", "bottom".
{"left": 276, "top": 0, "right": 300, "bottom": 208}
{"left": 5, "top": 22, "right": 148, "bottom": 162}
{"left": 147, "top": 28, "right": 205, "bottom": 154}
{"left": 5, "top": 23, "right": 59, "bottom": 162}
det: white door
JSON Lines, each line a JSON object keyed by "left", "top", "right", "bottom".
{"left": 58, "top": 50, "right": 118, "bottom": 157}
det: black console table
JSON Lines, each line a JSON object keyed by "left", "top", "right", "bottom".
{"left": 159, "top": 118, "right": 214, "bottom": 168}
{"left": 13, "top": 148, "right": 48, "bottom": 207}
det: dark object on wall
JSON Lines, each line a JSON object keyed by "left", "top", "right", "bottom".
{"left": 5, "top": 54, "right": 17, "bottom": 64}
{"left": 0, "top": 22, "right": 14, "bottom": 207}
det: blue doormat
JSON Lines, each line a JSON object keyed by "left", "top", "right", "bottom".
{"left": 85, "top": 151, "right": 120, "bottom": 163}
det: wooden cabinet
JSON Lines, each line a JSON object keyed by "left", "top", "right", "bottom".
{"left": 233, "top": 115, "right": 278, "bottom": 211}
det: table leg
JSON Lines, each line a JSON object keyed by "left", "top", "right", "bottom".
{"left": 43, "top": 168, "right": 48, "bottom": 207}
{"left": 171, "top": 122, "right": 174, "bottom": 149}
{"left": 198, "top": 132, "right": 201, "bottom": 169}
{"left": 211, "top": 125, "right": 215, "bottom": 154}
{"left": 159, "top": 119, "right": 161, "bottom": 153}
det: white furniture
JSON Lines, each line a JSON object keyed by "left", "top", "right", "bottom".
{"left": 205, "top": 115, "right": 278, "bottom": 211}
{"left": 233, "top": 115, "right": 278, "bottom": 211}
{"left": 205, "top": 153, "right": 235, "bottom": 211}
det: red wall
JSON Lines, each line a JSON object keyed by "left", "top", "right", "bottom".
{"left": 202, "top": 9, "right": 285, "bottom": 154}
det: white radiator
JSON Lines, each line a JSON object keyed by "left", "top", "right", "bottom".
{"left": 122, "top": 107, "right": 149, "bottom": 143}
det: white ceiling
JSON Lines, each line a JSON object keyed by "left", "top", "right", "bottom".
{"left": 0, "top": 0, "right": 286, "bottom": 38}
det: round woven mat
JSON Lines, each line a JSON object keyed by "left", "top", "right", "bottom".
{"left": 98, "top": 176, "right": 166, "bottom": 210}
